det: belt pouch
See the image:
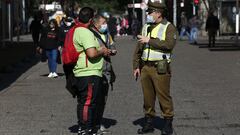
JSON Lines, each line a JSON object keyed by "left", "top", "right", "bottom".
{"left": 156, "top": 59, "right": 168, "bottom": 74}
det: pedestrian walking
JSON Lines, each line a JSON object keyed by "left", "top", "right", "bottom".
{"left": 107, "top": 15, "right": 117, "bottom": 41}
{"left": 30, "top": 14, "right": 42, "bottom": 49}
{"left": 189, "top": 15, "right": 201, "bottom": 45}
{"left": 179, "top": 12, "right": 190, "bottom": 40}
{"left": 59, "top": 17, "right": 75, "bottom": 47}
{"left": 89, "top": 11, "right": 117, "bottom": 134}
{"left": 72, "top": 7, "right": 111, "bottom": 135}
{"left": 131, "top": 17, "right": 140, "bottom": 39}
{"left": 133, "top": 1, "right": 177, "bottom": 135}
{"left": 39, "top": 19, "right": 61, "bottom": 78}
{"left": 121, "top": 16, "right": 129, "bottom": 36}
{"left": 206, "top": 11, "right": 220, "bottom": 47}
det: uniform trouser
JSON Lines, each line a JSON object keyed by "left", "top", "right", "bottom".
{"left": 140, "top": 65, "right": 174, "bottom": 118}
{"left": 75, "top": 76, "right": 102, "bottom": 130}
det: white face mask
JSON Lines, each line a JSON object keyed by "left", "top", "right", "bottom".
{"left": 99, "top": 24, "right": 108, "bottom": 33}
{"left": 66, "top": 22, "right": 72, "bottom": 26}
{"left": 147, "top": 15, "right": 155, "bottom": 23}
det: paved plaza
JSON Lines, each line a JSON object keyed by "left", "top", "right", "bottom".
{"left": 0, "top": 36, "right": 240, "bottom": 135}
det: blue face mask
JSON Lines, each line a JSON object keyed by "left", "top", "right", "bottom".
{"left": 147, "top": 15, "right": 155, "bottom": 23}
{"left": 99, "top": 24, "right": 108, "bottom": 33}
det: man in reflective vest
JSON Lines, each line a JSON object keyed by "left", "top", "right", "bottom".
{"left": 132, "top": 1, "right": 177, "bottom": 135}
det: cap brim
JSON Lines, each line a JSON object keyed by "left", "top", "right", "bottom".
{"left": 146, "top": 8, "right": 156, "bottom": 13}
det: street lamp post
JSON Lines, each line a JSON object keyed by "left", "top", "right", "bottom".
{"left": 1, "top": 0, "right": 6, "bottom": 47}
{"left": 236, "top": 0, "right": 239, "bottom": 46}
{"left": 173, "top": 0, "right": 177, "bottom": 26}
{"left": 7, "top": 1, "right": 12, "bottom": 42}
{"left": 133, "top": 0, "right": 135, "bottom": 17}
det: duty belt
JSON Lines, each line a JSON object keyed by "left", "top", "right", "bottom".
{"left": 142, "top": 61, "right": 157, "bottom": 67}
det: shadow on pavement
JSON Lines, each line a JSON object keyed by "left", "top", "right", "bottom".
{"left": 133, "top": 116, "right": 165, "bottom": 131}
{"left": 0, "top": 41, "right": 39, "bottom": 92}
{"left": 195, "top": 42, "right": 240, "bottom": 51}
{"left": 102, "top": 117, "right": 117, "bottom": 128}
{"left": 68, "top": 125, "right": 78, "bottom": 133}
{"left": 0, "top": 56, "right": 39, "bottom": 92}
{"left": 68, "top": 117, "right": 117, "bottom": 133}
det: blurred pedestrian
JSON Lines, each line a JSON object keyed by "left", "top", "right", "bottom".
{"left": 131, "top": 17, "right": 140, "bottom": 39}
{"left": 89, "top": 11, "right": 117, "bottom": 134}
{"left": 179, "top": 12, "right": 190, "bottom": 40}
{"left": 73, "top": 7, "right": 110, "bottom": 135}
{"left": 30, "top": 15, "right": 42, "bottom": 48}
{"left": 206, "top": 11, "right": 220, "bottom": 47}
{"left": 121, "top": 16, "right": 129, "bottom": 36}
{"left": 39, "top": 19, "right": 61, "bottom": 78}
{"left": 59, "top": 17, "right": 75, "bottom": 47}
{"left": 107, "top": 15, "right": 117, "bottom": 41}
{"left": 189, "top": 15, "right": 201, "bottom": 45}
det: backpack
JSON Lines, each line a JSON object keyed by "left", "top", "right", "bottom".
{"left": 61, "top": 23, "right": 88, "bottom": 98}
{"left": 62, "top": 25, "right": 80, "bottom": 65}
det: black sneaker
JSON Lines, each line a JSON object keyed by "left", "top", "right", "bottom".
{"left": 78, "top": 127, "right": 86, "bottom": 135}
{"left": 86, "top": 129, "right": 98, "bottom": 135}
{"left": 161, "top": 119, "right": 173, "bottom": 135}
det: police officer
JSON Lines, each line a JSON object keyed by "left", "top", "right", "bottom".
{"left": 133, "top": 1, "right": 177, "bottom": 135}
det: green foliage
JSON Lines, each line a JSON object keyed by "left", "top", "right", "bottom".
{"left": 77, "top": 0, "right": 119, "bottom": 12}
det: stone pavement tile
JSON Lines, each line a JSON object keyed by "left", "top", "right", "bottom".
{"left": 1, "top": 37, "right": 240, "bottom": 135}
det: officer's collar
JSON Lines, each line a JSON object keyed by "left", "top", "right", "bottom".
{"left": 160, "top": 18, "right": 168, "bottom": 24}
{"left": 157, "top": 18, "right": 168, "bottom": 25}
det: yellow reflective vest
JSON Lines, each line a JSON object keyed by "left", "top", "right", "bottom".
{"left": 141, "top": 22, "right": 172, "bottom": 62}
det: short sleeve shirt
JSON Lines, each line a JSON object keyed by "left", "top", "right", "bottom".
{"left": 73, "top": 27, "right": 103, "bottom": 77}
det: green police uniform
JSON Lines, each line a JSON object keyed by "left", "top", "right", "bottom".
{"left": 132, "top": 1, "right": 177, "bottom": 130}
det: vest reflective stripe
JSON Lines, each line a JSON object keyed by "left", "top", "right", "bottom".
{"left": 141, "top": 24, "right": 150, "bottom": 36}
{"left": 141, "top": 50, "right": 171, "bottom": 61}
{"left": 141, "top": 22, "right": 171, "bottom": 61}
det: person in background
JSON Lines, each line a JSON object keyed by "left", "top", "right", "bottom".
{"left": 131, "top": 17, "right": 140, "bottom": 39}
{"left": 107, "top": 15, "right": 117, "bottom": 41}
{"left": 189, "top": 15, "right": 201, "bottom": 45}
{"left": 179, "top": 12, "right": 190, "bottom": 40}
{"left": 59, "top": 17, "right": 75, "bottom": 47}
{"left": 121, "top": 16, "right": 129, "bottom": 36}
{"left": 206, "top": 11, "right": 220, "bottom": 47}
{"left": 30, "top": 14, "right": 42, "bottom": 49}
{"left": 39, "top": 19, "right": 61, "bottom": 78}
{"left": 89, "top": 11, "right": 117, "bottom": 134}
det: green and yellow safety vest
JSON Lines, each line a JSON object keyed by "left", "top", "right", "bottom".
{"left": 141, "top": 22, "right": 172, "bottom": 62}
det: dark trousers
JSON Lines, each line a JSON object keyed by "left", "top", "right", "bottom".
{"left": 95, "top": 75, "right": 109, "bottom": 126}
{"left": 75, "top": 76, "right": 102, "bottom": 130}
{"left": 208, "top": 30, "right": 217, "bottom": 47}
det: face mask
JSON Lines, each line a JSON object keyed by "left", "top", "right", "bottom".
{"left": 147, "top": 15, "right": 155, "bottom": 23}
{"left": 99, "top": 24, "right": 108, "bottom": 33}
{"left": 50, "top": 24, "right": 55, "bottom": 28}
{"left": 66, "top": 22, "right": 72, "bottom": 26}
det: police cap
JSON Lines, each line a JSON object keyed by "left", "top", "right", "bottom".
{"left": 147, "top": 1, "right": 166, "bottom": 12}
